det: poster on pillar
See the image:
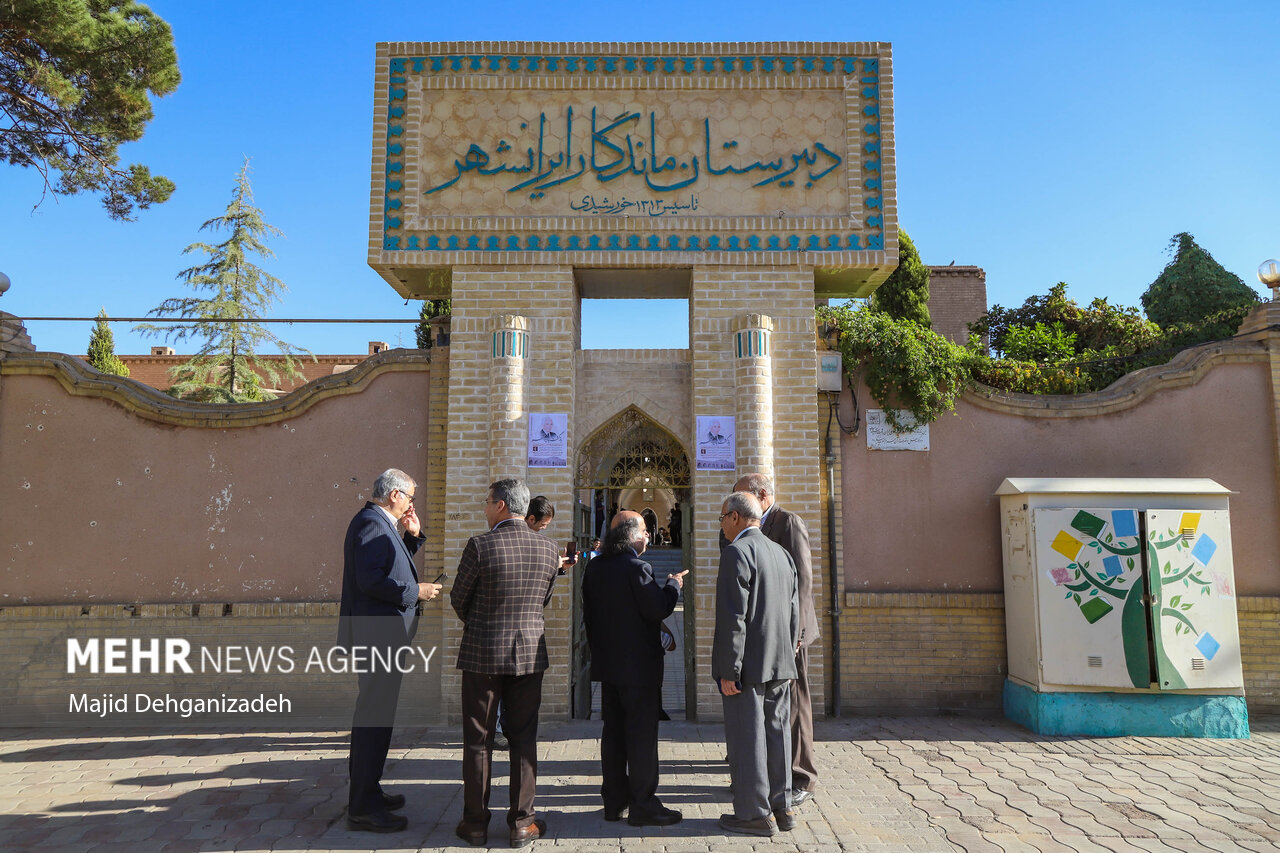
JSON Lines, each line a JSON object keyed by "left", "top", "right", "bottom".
{"left": 695, "top": 416, "right": 736, "bottom": 471}
{"left": 528, "top": 413, "right": 568, "bottom": 468}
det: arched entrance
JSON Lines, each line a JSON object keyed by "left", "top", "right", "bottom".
{"left": 572, "top": 406, "right": 693, "bottom": 719}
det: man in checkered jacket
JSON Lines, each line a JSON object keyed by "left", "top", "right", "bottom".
{"left": 450, "top": 478, "right": 561, "bottom": 849}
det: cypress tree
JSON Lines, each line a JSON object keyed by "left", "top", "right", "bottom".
{"left": 1141, "top": 232, "right": 1260, "bottom": 344}
{"left": 870, "top": 229, "right": 931, "bottom": 327}
{"left": 86, "top": 309, "right": 129, "bottom": 376}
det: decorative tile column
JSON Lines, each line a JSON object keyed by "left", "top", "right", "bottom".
{"left": 732, "top": 313, "right": 775, "bottom": 477}
{"left": 489, "top": 314, "right": 529, "bottom": 482}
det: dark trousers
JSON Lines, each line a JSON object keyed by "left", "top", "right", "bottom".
{"left": 599, "top": 681, "right": 664, "bottom": 816}
{"left": 722, "top": 678, "right": 791, "bottom": 820}
{"left": 348, "top": 661, "right": 405, "bottom": 815}
{"left": 460, "top": 670, "right": 543, "bottom": 830}
{"left": 791, "top": 645, "right": 818, "bottom": 793}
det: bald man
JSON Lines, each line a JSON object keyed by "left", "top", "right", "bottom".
{"left": 582, "top": 511, "right": 687, "bottom": 826}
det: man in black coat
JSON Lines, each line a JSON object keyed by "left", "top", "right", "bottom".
{"left": 337, "top": 468, "right": 441, "bottom": 833}
{"left": 582, "top": 510, "right": 687, "bottom": 827}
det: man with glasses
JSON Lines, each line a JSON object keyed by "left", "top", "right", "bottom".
{"left": 713, "top": 491, "right": 799, "bottom": 837}
{"left": 338, "top": 468, "right": 442, "bottom": 833}
{"left": 451, "top": 478, "right": 561, "bottom": 848}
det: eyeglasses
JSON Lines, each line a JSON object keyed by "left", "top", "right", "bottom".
{"left": 398, "top": 490, "right": 416, "bottom": 503}
{"left": 718, "top": 512, "right": 736, "bottom": 522}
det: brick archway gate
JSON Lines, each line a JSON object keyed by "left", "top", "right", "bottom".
{"left": 572, "top": 406, "right": 692, "bottom": 718}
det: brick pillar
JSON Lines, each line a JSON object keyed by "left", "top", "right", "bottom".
{"left": 732, "top": 313, "right": 775, "bottom": 477}
{"left": 489, "top": 315, "right": 529, "bottom": 481}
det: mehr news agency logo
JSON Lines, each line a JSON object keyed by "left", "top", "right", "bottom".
{"left": 64, "top": 637, "right": 437, "bottom": 719}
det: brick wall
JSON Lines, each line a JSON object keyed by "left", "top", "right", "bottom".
{"left": 838, "top": 593, "right": 1007, "bottom": 714}
{"left": 926, "top": 265, "right": 987, "bottom": 345}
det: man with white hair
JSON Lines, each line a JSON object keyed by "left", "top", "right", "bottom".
{"left": 734, "top": 472, "right": 820, "bottom": 806}
{"left": 337, "top": 468, "right": 441, "bottom": 833}
{"left": 713, "top": 491, "right": 799, "bottom": 837}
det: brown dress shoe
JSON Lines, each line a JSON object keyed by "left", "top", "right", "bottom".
{"left": 510, "top": 817, "right": 546, "bottom": 848}
{"left": 454, "top": 821, "right": 487, "bottom": 846}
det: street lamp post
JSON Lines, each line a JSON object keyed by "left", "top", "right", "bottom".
{"left": 1259, "top": 259, "right": 1280, "bottom": 302}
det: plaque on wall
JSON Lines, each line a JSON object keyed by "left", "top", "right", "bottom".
{"left": 866, "top": 409, "right": 928, "bottom": 451}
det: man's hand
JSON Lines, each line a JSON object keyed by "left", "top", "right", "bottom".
{"left": 402, "top": 504, "right": 422, "bottom": 537}
{"left": 670, "top": 569, "right": 689, "bottom": 590}
{"left": 719, "top": 678, "right": 741, "bottom": 696}
{"left": 417, "top": 582, "right": 442, "bottom": 601}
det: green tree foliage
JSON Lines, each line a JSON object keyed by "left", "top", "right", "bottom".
{"left": 137, "top": 159, "right": 311, "bottom": 403}
{"left": 1141, "top": 232, "right": 1260, "bottom": 346}
{"left": 0, "top": 0, "right": 180, "bottom": 219}
{"left": 415, "top": 298, "right": 452, "bottom": 349}
{"left": 869, "top": 229, "right": 931, "bottom": 327}
{"left": 967, "top": 282, "right": 1165, "bottom": 392}
{"left": 818, "top": 303, "right": 969, "bottom": 433}
{"left": 86, "top": 308, "right": 129, "bottom": 376}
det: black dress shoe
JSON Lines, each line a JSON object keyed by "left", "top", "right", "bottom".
{"left": 510, "top": 817, "right": 546, "bottom": 848}
{"left": 628, "top": 806, "right": 682, "bottom": 827}
{"left": 380, "top": 791, "right": 406, "bottom": 810}
{"left": 774, "top": 808, "right": 796, "bottom": 831}
{"left": 346, "top": 810, "right": 408, "bottom": 833}
{"left": 791, "top": 789, "right": 815, "bottom": 807}
{"left": 603, "top": 804, "right": 629, "bottom": 822}
{"left": 455, "top": 821, "right": 487, "bottom": 846}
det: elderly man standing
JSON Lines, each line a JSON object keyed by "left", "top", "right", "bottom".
{"left": 734, "top": 473, "right": 820, "bottom": 806}
{"left": 582, "top": 511, "right": 687, "bottom": 827}
{"left": 337, "top": 468, "right": 441, "bottom": 833}
{"left": 451, "top": 478, "right": 561, "bottom": 849}
{"left": 714, "top": 491, "right": 799, "bottom": 837}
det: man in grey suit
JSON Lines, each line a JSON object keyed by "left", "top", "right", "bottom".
{"left": 713, "top": 491, "right": 799, "bottom": 837}
{"left": 451, "top": 478, "right": 561, "bottom": 849}
{"left": 735, "top": 473, "right": 820, "bottom": 805}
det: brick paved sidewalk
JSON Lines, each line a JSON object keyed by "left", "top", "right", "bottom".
{"left": 1, "top": 716, "right": 1278, "bottom": 852}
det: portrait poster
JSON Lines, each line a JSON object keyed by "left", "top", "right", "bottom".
{"left": 696, "top": 415, "right": 736, "bottom": 471}
{"left": 528, "top": 413, "right": 568, "bottom": 468}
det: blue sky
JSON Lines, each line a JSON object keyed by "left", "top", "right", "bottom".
{"left": 3, "top": 0, "right": 1277, "bottom": 356}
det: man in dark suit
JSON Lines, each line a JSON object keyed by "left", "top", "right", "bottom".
{"left": 337, "top": 468, "right": 441, "bottom": 833}
{"left": 735, "top": 473, "right": 820, "bottom": 806}
{"left": 451, "top": 478, "right": 561, "bottom": 849}
{"left": 582, "top": 511, "right": 687, "bottom": 827}
{"left": 713, "top": 491, "right": 799, "bottom": 838}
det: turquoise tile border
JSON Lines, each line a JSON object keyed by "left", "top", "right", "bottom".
{"left": 1003, "top": 679, "right": 1250, "bottom": 739}
{"left": 380, "top": 52, "right": 884, "bottom": 254}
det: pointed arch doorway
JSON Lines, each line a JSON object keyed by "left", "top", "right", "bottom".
{"left": 572, "top": 406, "right": 694, "bottom": 719}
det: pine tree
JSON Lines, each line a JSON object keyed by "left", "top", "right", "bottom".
{"left": 137, "top": 159, "right": 311, "bottom": 402}
{"left": 86, "top": 309, "right": 129, "bottom": 376}
{"left": 870, "top": 229, "right": 931, "bottom": 327}
{"left": 1, "top": 0, "right": 181, "bottom": 219}
{"left": 415, "top": 299, "right": 452, "bottom": 348}
{"left": 1141, "top": 232, "right": 1260, "bottom": 345}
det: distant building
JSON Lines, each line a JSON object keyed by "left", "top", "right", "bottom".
{"left": 84, "top": 341, "right": 394, "bottom": 394}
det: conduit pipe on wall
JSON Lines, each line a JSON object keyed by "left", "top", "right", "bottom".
{"left": 824, "top": 395, "right": 842, "bottom": 717}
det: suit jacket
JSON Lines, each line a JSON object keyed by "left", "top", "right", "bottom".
{"left": 582, "top": 550, "right": 679, "bottom": 686}
{"left": 761, "top": 504, "right": 820, "bottom": 647}
{"left": 337, "top": 503, "right": 426, "bottom": 649}
{"left": 712, "top": 527, "right": 799, "bottom": 685}
{"left": 450, "top": 518, "right": 560, "bottom": 675}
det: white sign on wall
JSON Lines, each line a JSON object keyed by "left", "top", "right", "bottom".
{"left": 528, "top": 413, "right": 568, "bottom": 468}
{"left": 866, "top": 409, "right": 929, "bottom": 451}
{"left": 695, "top": 415, "right": 736, "bottom": 471}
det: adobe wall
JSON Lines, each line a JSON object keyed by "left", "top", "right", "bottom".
{"left": 0, "top": 351, "right": 433, "bottom": 603}
{"left": 832, "top": 334, "right": 1280, "bottom": 713}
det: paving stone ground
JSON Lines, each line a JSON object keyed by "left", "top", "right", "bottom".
{"left": 1, "top": 715, "right": 1277, "bottom": 852}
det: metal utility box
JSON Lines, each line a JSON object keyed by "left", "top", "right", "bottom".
{"left": 997, "top": 478, "right": 1247, "bottom": 738}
